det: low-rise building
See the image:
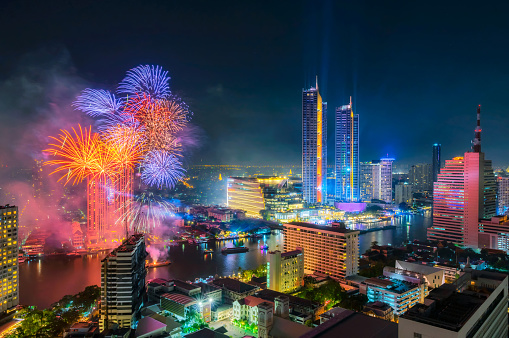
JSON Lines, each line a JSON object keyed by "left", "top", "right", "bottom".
{"left": 255, "top": 289, "right": 325, "bottom": 321}
{"left": 478, "top": 215, "right": 509, "bottom": 253}
{"left": 212, "top": 304, "right": 232, "bottom": 322}
{"left": 212, "top": 278, "right": 259, "bottom": 304}
{"left": 363, "top": 267, "right": 428, "bottom": 316}
{"left": 233, "top": 295, "right": 273, "bottom": 324}
{"left": 267, "top": 249, "right": 304, "bottom": 293}
{"left": 362, "top": 301, "right": 394, "bottom": 322}
{"left": 395, "top": 260, "right": 445, "bottom": 289}
{"left": 399, "top": 270, "right": 508, "bottom": 338}
{"left": 196, "top": 282, "right": 222, "bottom": 304}
{"left": 63, "top": 322, "right": 99, "bottom": 337}
{"left": 160, "top": 293, "right": 197, "bottom": 321}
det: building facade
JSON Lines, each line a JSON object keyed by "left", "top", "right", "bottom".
{"left": 0, "top": 205, "right": 18, "bottom": 315}
{"left": 226, "top": 177, "right": 265, "bottom": 218}
{"left": 395, "top": 183, "right": 413, "bottom": 205}
{"left": 100, "top": 234, "right": 146, "bottom": 331}
{"left": 371, "top": 158, "right": 394, "bottom": 204}
{"left": 335, "top": 98, "right": 359, "bottom": 202}
{"left": 428, "top": 107, "right": 497, "bottom": 247}
{"left": 409, "top": 163, "right": 433, "bottom": 192}
{"left": 497, "top": 176, "right": 509, "bottom": 215}
{"left": 478, "top": 215, "right": 509, "bottom": 253}
{"left": 283, "top": 222, "right": 359, "bottom": 279}
{"left": 267, "top": 249, "right": 304, "bottom": 293}
{"left": 432, "top": 143, "right": 442, "bottom": 183}
{"left": 360, "top": 162, "right": 375, "bottom": 202}
{"left": 302, "top": 80, "right": 327, "bottom": 205}
{"left": 399, "top": 270, "right": 508, "bottom": 338}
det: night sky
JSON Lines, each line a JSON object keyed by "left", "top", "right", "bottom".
{"left": 1, "top": 0, "right": 509, "bottom": 168}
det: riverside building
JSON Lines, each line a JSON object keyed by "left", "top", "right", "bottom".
{"left": 302, "top": 79, "right": 327, "bottom": 205}
{"left": 267, "top": 249, "right": 304, "bottom": 293}
{"left": 428, "top": 106, "right": 497, "bottom": 247}
{"left": 0, "top": 205, "right": 18, "bottom": 316}
{"left": 283, "top": 222, "right": 359, "bottom": 279}
{"left": 100, "top": 234, "right": 146, "bottom": 331}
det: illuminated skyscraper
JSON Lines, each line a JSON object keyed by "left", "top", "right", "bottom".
{"left": 432, "top": 144, "right": 442, "bottom": 183}
{"left": 335, "top": 97, "right": 359, "bottom": 202}
{"left": 360, "top": 162, "right": 375, "bottom": 202}
{"left": 0, "top": 205, "right": 18, "bottom": 315}
{"left": 409, "top": 163, "right": 433, "bottom": 192}
{"left": 302, "top": 79, "right": 327, "bottom": 204}
{"left": 428, "top": 106, "right": 497, "bottom": 247}
{"left": 497, "top": 177, "right": 509, "bottom": 215}
{"left": 373, "top": 158, "right": 394, "bottom": 204}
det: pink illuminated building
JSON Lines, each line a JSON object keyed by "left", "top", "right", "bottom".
{"left": 427, "top": 106, "right": 497, "bottom": 247}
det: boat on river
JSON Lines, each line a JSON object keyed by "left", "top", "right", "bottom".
{"left": 146, "top": 259, "right": 171, "bottom": 268}
{"left": 221, "top": 246, "right": 249, "bottom": 254}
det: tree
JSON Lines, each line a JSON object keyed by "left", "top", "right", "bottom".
{"left": 371, "top": 241, "right": 379, "bottom": 248}
{"left": 304, "top": 319, "right": 314, "bottom": 327}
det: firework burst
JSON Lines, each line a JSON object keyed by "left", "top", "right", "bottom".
{"left": 141, "top": 151, "right": 185, "bottom": 189}
{"left": 118, "top": 65, "right": 170, "bottom": 99}
{"left": 118, "top": 192, "right": 174, "bottom": 233}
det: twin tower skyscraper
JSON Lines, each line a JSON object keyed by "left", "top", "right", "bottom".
{"left": 302, "top": 79, "right": 359, "bottom": 204}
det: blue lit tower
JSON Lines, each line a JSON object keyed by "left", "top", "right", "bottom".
{"left": 302, "top": 77, "right": 327, "bottom": 204}
{"left": 335, "top": 97, "right": 359, "bottom": 202}
{"left": 432, "top": 143, "right": 442, "bottom": 183}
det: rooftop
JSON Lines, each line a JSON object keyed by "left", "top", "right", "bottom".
{"left": 173, "top": 279, "right": 200, "bottom": 291}
{"left": 238, "top": 295, "right": 273, "bottom": 308}
{"left": 256, "top": 289, "right": 321, "bottom": 309}
{"left": 135, "top": 316, "right": 166, "bottom": 337}
{"left": 281, "top": 249, "right": 303, "bottom": 258}
{"left": 104, "top": 234, "right": 144, "bottom": 259}
{"left": 213, "top": 278, "right": 259, "bottom": 294}
{"left": 300, "top": 309, "right": 397, "bottom": 338}
{"left": 270, "top": 316, "right": 312, "bottom": 338}
{"left": 285, "top": 222, "right": 359, "bottom": 235}
{"left": 161, "top": 293, "right": 196, "bottom": 306}
{"left": 186, "top": 328, "right": 229, "bottom": 338}
{"left": 364, "top": 276, "right": 419, "bottom": 294}
{"left": 395, "top": 260, "right": 442, "bottom": 275}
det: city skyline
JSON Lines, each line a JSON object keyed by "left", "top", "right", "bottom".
{"left": 1, "top": 1, "right": 509, "bottom": 169}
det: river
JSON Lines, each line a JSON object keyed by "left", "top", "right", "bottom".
{"left": 20, "top": 214, "right": 431, "bottom": 308}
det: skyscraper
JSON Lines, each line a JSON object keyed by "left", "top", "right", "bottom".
{"left": 0, "top": 205, "right": 18, "bottom": 316}
{"left": 335, "top": 97, "right": 359, "bottom": 202}
{"left": 498, "top": 177, "right": 509, "bottom": 215}
{"left": 100, "top": 234, "right": 146, "bottom": 331}
{"left": 372, "top": 158, "right": 394, "bottom": 204}
{"left": 359, "top": 162, "right": 375, "bottom": 202}
{"left": 409, "top": 164, "right": 433, "bottom": 192}
{"left": 302, "top": 79, "right": 327, "bottom": 204}
{"left": 432, "top": 144, "right": 442, "bottom": 183}
{"left": 428, "top": 106, "right": 497, "bottom": 247}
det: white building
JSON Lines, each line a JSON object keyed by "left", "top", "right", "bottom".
{"left": 267, "top": 249, "right": 304, "bottom": 293}
{"left": 395, "top": 183, "right": 413, "bottom": 205}
{"left": 395, "top": 260, "right": 445, "bottom": 289}
{"left": 359, "top": 158, "right": 394, "bottom": 204}
{"left": 399, "top": 270, "right": 508, "bottom": 338}
{"left": 233, "top": 296, "right": 273, "bottom": 324}
{"left": 364, "top": 266, "right": 428, "bottom": 316}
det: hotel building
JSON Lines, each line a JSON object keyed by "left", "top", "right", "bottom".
{"left": 478, "top": 215, "right": 509, "bottom": 253}
{"left": 428, "top": 107, "right": 497, "bottom": 247}
{"left": 0, "top": 205, "right": 18, "bottom": 315}
{"left": 302, "top": 79, "right": 327, "bottom": 205}
{"left": 100, "top": 234, "right": 146, "bottom": 331}
{"left": 267, "top": 249, "right": 304, "bottom": 293}
{"left": 283, "top": 222, "right": 359, "bottom": 279}
{"left": 335, "top": 97, "right": 359, "bottom": 202}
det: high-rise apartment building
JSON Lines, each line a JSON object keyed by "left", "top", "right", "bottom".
{"left": 395, "top": 183, "right": 413, "bottom": 205}
{"left": 409, "top": 163, "right": 433, "bottom": 192}
{"left": 497, "top": 176, "right": 509, "bottom": 215}
{"left": 372, "top": 158, "right": 394, "bottom": 204}
{"left": 100, "top": 234, "right": 146, "bottom": 331}
{"left": 0, "top": 205, "right": 18, "bottom": 315}
{"left": 360, "top": 162, "right": 375, "bottom": 202}
{"left": 432, "top": 143, "right": 442, "bottom": 183}
{"left": 283, "top": 222, "right": 359, "bottom": 280}
{"left": 335, "top": 98, "right": 359, "bottom": 202}
{"left": 302, "top": 79, "right": 327, "bottom": 205}
{"left": 267, "top": 249, "right": 304, "bottom": 293}
{"left": 428, "top": 106, "right": 497, "bottom": 247}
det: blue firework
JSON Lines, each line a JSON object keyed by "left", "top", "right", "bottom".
{"left": 73, "top": 89, "right": 124, "bottom": 117}
{"left": 118, "top": 65, "right": 170, "bottom": 99}
{"left": 141, "top": 151, "right": 185, "bottom": 188}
